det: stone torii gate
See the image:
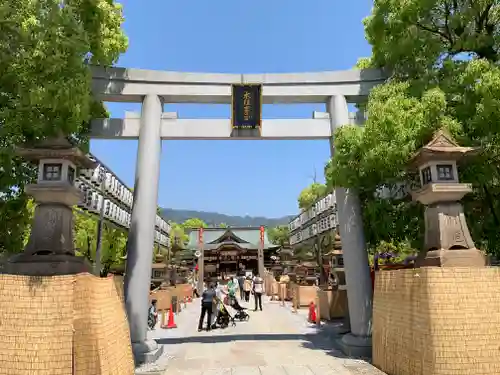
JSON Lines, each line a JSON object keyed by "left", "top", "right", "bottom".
{"left": 90, "top": 66, "right": 386, "bottom": 361}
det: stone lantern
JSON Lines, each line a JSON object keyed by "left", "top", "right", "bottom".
{"left": 9, "top": 135, "right": 96, "bottom": 275}
{"left": 409, "top": 129, "right": 486, "bottom": 267}
{"left": 328, "top": 234, "right": 345, "bottom": 288}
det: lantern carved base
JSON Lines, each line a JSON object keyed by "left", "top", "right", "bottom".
{"left": 8, "top": 199, "right": 91, "bottom": 276}
{"left": 23, "top": 202, "right": 76, "bottom": 257}
{"left": 417, "top": 248, "right": 486, "bottom": 267}
{"left": 417, "top": 202, "right": 486, "bottom": 267}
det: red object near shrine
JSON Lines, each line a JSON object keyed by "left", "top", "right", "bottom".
{"left": 195, "top": 264, "right": 199, "bottom": 271}
{"left": 308, "top": 301, "right": 317, "bottom": 323}
{"left": 162, "top": 305, "right": 177, "bottom": 329}
{"left": 259, "top": 226, "right": 265, "bottom": 245}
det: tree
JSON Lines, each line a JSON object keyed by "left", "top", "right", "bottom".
{"left": 182, "top": 218, "right": 207, "bottom": 229}
{"left": 267, "top": 225, "right": 290, "bottom": 247}
{"left": 99, "top": 224, "right": 127, "bottom": 276}
{"left": 74, "top": 211, "right": 98, "bottom": 261}
{"left": 326, "top": 1, "right": 500, "bottom": 255}
{"left": 297, "top": 183, "right": 327, "bottom": 210}
{"left": 0, "top": 197, "right": 35, "bottom": 255}
{"left": 168, "top": 222, "right": 188, "bottom": 263}
{"left": 364, "top": 0, "right": 500, "bottom": 79}
{"left": 218, "top": 223, "right": 228, "bottom": 228}
{"left": 73, "top": 209, "right": 127, "bottom": 275}
{"left": 0, "top": 0, "right": 127, "bottom": 254}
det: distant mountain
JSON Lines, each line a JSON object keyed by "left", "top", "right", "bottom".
{"left": 159, "top": 208, "right": 294, "bottom": 228}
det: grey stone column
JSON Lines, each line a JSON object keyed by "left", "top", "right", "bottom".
{"left": 327, "top": 95, "right": 373, "bottom": 356}
{"left": 124, "top": 94, "right": 163, "bottom": 363}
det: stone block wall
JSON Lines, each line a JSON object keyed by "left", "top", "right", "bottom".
{"left": 0, "top": 273, "right": 134, "bottom": 375}
{"left": 373, "top": 268, "right": 500, "bottom": 375}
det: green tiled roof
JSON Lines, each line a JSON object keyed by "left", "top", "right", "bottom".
{"left": 187, "top": 227, "right": 279, "bottom": 250}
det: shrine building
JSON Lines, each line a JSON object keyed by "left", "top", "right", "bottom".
{"left": 186, "top": 227, "right": 280, "bottom": 277}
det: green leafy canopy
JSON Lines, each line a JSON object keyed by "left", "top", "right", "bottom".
{"left": 325, "top": 0, "right": 500, "bottom": 255}
{"left": 297, "top": 183, "right": 327, "bottom": 210}
{"left": 0, "top": 0, "right": 128, "bottom": 253}
{"left": 267, "top": 225, "right": 290, "bottom": 247}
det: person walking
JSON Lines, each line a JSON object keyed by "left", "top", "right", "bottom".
{"left": 237, "top": 274, "right": 245, "bottom": 300}
{"left": 243, "top": 275, "right": 252, "bottom": 302}
{"left": 227, "top": 277, "right": 237, "bottom": 305}
{"left": 252, "top": 273, "right": 264, "bottom": 311}
{"left": 198, "top": 283, "right": 216, "bottom": 332}
{"left": 212, "top": 280, "right": 226, "bottom": 326}
{"left": 191, "top": 278, "right": 200, "bottom": 298}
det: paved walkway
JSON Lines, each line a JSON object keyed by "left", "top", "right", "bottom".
{"left": 138, "top": 296, "right": 385, "bottom": 375}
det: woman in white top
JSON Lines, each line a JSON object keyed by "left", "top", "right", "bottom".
{"left": 252, "top": 273, "right": 264, "bottom": 311}
{"left": 211, "top": 281, "right": 227, "bottom": 326}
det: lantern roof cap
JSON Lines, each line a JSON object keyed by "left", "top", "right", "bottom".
{"left": 409, "top": 129, "right": 478, "bottom": 168}
{"left": 15, "top": 135, "right": 96, "bottom": 169}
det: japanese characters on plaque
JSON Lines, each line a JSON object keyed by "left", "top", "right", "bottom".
{"left": 231, "top": 84, "right": 262, "bottom": 129}
{"left": 204, "top": 253, "right": 258, "bottom": 262}
{"left": 240, "top": 255, "right": 258, "bottom": 260}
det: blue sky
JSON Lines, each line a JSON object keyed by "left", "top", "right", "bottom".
{"left": 90, "top": 0, "right": 373, "bottom": 218}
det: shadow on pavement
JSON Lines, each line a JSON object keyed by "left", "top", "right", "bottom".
{"left": 155, "top": 327, "right": 353, "bottom": 361}
{"left": 157, "top": 333, "right": 314, "bottom": 345}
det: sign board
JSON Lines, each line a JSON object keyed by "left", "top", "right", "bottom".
{"left": 220, "top": 250, "right": 238, "bottom": 257}
{"left": 240, "top": 255, "right": 258, "bottom": 260}
{"left": 231, "top": 84, "right": 262, "bottom": 129}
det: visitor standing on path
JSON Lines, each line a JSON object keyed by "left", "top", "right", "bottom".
{"left": 238, "top": 274, "right": 245, "bottom": 300}
{"left": 252, "top": 273, "right": 264, "bottom": 311}
{"left": 198, "top": 283, "right": 216, "bottom": 332}
{"left": 243, "top": 275, "right": 252, "bottom": 302}
{"left": 191, "top": 278, "right": 200, "bottom": 298}
{"left": 227, "top": 277, "right": 237, "bottom": 305}
{"left": 212, "top": 281, "right": 227, "bottom": 326}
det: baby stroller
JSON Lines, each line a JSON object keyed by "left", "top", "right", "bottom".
{"left": 212, "top": 300, "right": 236, "bottom": 329}
{"left": 230, "top": 298, "right": 250, "bottom": 321}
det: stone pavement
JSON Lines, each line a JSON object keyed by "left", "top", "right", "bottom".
{"left": 137, "top": 296, "right": 386, "bottom": 375}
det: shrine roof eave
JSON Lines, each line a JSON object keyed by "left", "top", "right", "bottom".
{"left": 188, "top": 242, "right": 280, "bottom": 251}
{"left": 409, "top": 148, "right": 478, "bottom": 168}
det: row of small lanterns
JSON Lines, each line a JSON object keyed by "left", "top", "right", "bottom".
{"left": 76, "top": 164, "right": 170, "bottom": 247}
{"left": 289, "top": 212, "right": 338, "bottom": 246}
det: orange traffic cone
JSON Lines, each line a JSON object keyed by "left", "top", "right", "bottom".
{"left": 308, "top": 301, "right": 317, "bottom": 324}
{"left": 162, "top": 305, "right": 177, "bottom": 329}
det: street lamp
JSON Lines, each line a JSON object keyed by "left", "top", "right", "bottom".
{"left": 94, "top": 166, "right": 106, "bottom": 276}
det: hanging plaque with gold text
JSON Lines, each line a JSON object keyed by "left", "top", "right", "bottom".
{"left": 231, "top": 84, "right": 262, "bottom": 129}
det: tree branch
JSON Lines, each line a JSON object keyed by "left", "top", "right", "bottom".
{"left": 476, "top": 2, "right": 493, "bottom": 32}
{"left": 443, "top": 0, "right": 454, "bottom": 45}
{"left": 415, "top": 21, "right": 454, "bottom": 46}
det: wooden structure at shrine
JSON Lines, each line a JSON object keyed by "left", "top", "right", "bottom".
{"left": 186, "top": 227, "right": 280, "bottom": 278}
